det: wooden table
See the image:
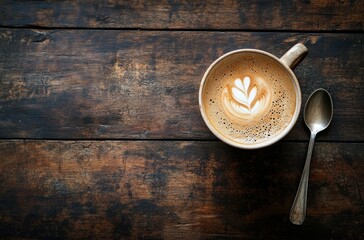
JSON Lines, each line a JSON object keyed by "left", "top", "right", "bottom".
{"left": 0, "top": 1, "right": 363, "bottom": 239}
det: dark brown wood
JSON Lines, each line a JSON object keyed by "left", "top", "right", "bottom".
{"left": 0, "top": 140, "right": 362, "bottom": 239}
{"left": 0, "top": 29, "right": 363, "bottom": 141}
{"left": 0, "top": 0, "right": 363, "bottom": 31}
{"left": 1, "top": 1, "right": 363, "bottom": 239}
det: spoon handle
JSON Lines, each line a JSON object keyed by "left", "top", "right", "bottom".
{"left": 290, "top": 132, "right": 317, "bottom": 225}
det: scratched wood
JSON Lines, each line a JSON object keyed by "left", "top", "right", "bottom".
{"left": 0, "top": 29, "right": 363, "bottom": 141}
{"left": 0, "top": 1, "right": 363, "bottom": 240}
{"left": 0, "top": 0, "right": 363, "bottom": 31}
{"left": 0, "top": 141, "right": 362, "bottom": 239}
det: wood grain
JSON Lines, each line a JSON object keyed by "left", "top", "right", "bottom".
{"left": 0, "top": 140, "right": 362, "bottom": 239}
{"left": 1, "top": 1, "right": 362, "bottom": 240}
{"left": 0, "top": 0, "right": 363, "bottom": 31}
{"left": 0, "top": 29, "right": 363, "bottom": 141}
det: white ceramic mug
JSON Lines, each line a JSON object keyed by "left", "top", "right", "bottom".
{"left": 199, "top": 43, "right": 308, "bottom": 149}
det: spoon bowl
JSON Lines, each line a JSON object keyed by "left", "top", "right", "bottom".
{"left": 290, "top": 88, "right": 333, "bottom": 225}
{"left": 304, "top": 89, "right": 333, "bottom": 134}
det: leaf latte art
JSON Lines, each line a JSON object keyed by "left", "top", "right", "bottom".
{"left": 222, "top": 76, "right": 269, "bottom": 118}
{"left": 201, "top": 52, "right": 297, "bottom": 145}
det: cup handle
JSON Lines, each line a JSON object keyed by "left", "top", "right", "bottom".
{"left": 280, "top": 43, "right": 308, "bottom": 69}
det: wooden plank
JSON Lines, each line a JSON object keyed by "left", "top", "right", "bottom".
{"left": 0, "top": 30, "right": 363, "bottom": 141}
{"left": 0, "top": 0, "right": 363, "bottom": 31}
{"left": 0, "top": 140, "right": 362, "bottom": 239}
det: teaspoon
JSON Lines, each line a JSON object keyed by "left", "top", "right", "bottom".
{"left": 289, "top": 88, "right": 333, "bottom": 225}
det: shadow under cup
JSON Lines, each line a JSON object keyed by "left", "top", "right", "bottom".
{"left": 199, "top": 50, "right": 302, "bottom": 149}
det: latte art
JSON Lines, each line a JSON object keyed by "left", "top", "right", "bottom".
{"left": 222, "top": 76, "right": 270, "bottom": 118}
{"left": 201, "top": 52, "right": 297, "bottom": 145}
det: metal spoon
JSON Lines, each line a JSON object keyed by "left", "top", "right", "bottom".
{"left": 289, "top": 88, "right": 333, "bottom": 225}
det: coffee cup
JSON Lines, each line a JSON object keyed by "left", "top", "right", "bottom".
{"left": 199, "top": 43, "right": 308, "bottom": 149}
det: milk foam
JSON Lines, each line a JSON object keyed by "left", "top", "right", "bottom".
{"left": 222, "top": 76, "right": 271, "bottom": 119}
{"left": 202, "top": 52, "right": 297, "bottom": 145}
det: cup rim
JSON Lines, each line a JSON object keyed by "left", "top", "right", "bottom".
{"left": 199, "top": 48, "right": 302, "bottom": 149}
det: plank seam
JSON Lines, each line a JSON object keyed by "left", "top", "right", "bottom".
{"left": 0, "top": 25, "right": 363, "bottom": 34}
{"left": 0, "top": 138, "right": 362, "bottom": 143}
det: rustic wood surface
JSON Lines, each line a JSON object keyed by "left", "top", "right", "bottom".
{"left": 0, "top": 30, "right": 363, "bottom": 141}
{"left": 0, "top": 1, "right": 363, "bottom": 239}
{"left": 0, "top": 141, "right": 363, "bottom": 239}
{"left": 0, "top": 0, "right": 363, "bottom": 31}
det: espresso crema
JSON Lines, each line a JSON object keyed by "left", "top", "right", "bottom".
{"left": 202, "top": 52, "right": 297, "bottom": 144}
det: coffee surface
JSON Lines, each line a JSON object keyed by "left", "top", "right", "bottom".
{"left": 202, "top": 52, "right": 297, "bottom": 145}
